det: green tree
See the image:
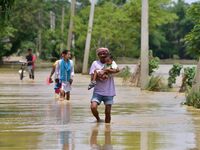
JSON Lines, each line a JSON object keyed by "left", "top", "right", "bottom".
{"left": 185, "top": 2, "right": 200, "bottom": 58}
{"left": 156, "top": 0, "right": 193, "bottom": 59}
{"left": 74, "top": 1, "right": 132, "bottom": 64}
{"left": 0, "top": 0, "right": 15, "bottom": 22}
{"left": 0, "top": 0, "right": 70, "bottom": 60}
{"left": 74, "top": 0, "right": 177, "bottom": 65}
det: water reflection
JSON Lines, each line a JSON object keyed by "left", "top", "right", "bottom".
{"left": 60, "top": 130, "right": 73, "bottom": 150}
{"left": 89, "top": 124, "right": 159, "bottom": 150}
{"left": 187, "top": 107, "right": 200, "bottom": 149}
{"left": 56, "top": 101, "right": 71, "bottom": 124}
{"left": 90, "top": 123, "right": 113, "bottom": 150}
{"left": 56, "top": 102, "right": 74, "bottom": 150}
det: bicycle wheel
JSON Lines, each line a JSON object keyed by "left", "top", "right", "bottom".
{"left": 20, "top": 69, "right": 24, "bottom": 80}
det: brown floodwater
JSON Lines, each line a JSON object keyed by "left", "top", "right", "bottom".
{"left": 0, "top": 67, "right": 200, "bottom": 150}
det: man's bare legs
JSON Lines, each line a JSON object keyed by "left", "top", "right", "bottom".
{"left": 66, "top": 92, "right": 70, "bottom": 100}
{"left": 105, "top": 105, "right": 112, "bottom": 123}
{"left": 90, "top": 102, "right": 101, "bottom": 122}
{"left": 91, "top": 102, "right": 112, "bottom": 123}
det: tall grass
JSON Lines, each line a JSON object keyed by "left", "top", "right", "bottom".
{"left": 146, "top": 76, "right": 169, "bottom": 92}
{"left": 185, "top": 89, "right": 200, "bottom": 108}
{"left": 117, "top": 66, "right": 132, "bottom": 83}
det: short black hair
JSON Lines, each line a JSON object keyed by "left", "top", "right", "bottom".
{"left": 27, "top": 48, "right": 32, "bottom": 52}
{"left": 61, "top": 50, "right": 67, "bottom": 55}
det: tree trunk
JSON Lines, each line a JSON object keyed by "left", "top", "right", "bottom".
{"left": 38, "top": 30, "right": 42, "bottom": 57}
{"left": 140, "top": 0, "right": 149, "bottom": 89}
{"left": 179, "top": 75, "right": 186, "bottom": 92}
{"left": 67, "top": 0, "right": 76, "bottom": 50}
{"left": 192, "top": 58, "right": 200, "bottom": 92}
{"left": 60, "top": 6, "right": 65, "bottom": 52}
{"left": 37, "top": 11, "right": 42, "bottom": 57}
{"left": 82, "top": 0, "right": 96, "bottom": 74}
{"left": 50, "top": 11, "right": 55, "bottom": 30}
{"left": 131, "top": 61, "right": 141, "bottom": 87}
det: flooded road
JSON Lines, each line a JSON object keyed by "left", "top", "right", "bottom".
{"left": 0, "top": 67, "right": 200, "bottom": 150}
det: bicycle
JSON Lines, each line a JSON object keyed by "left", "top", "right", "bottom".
{"left": 18, "top": 62, "right": 27, "bottom": 80}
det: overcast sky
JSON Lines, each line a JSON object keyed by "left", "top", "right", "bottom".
{"left": 179, "top": 0, "right": 199, "bottom": 3}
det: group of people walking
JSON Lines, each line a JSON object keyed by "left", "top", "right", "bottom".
{"left": 30, "top": 47, "right": 119, "bottom": 124}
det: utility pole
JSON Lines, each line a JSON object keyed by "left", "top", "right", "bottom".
{"left": 67, "top": 0, "right": 76, "bottom": 50}
{"left": 60, "top": 6, "right": 65, "bottom": 52}
{"left": 37, "top": 10, "right": 42, "bottom": 57}
{"left": 140, "top": 0, "right": 149, "bottom": 89}
{"left": 82, "top": 0, "right": 96, "bottom": 74}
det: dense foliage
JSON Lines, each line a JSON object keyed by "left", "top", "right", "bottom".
{"left": 185, "top": 2, "right": 200, "bottom": 58}
{"left": 149, "top": 50, "right": 159, "bottom": 75}
{"left": 0, "top": 0, "right": 70, "bottom": 60}
{"left": 0, "top": 0, "right": 199, "bottom": 63}
{"left": 186, "top": 89, "right": 200, "bottom": 108}
{"left": 183, "top": 67, "right": 195, "bottom": 87}
{"left": 168, "top": 63, "right": 183, "bottom": 87}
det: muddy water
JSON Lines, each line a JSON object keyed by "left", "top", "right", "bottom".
{"left": 0, "top": 67, "right": 200, "bottom": 150}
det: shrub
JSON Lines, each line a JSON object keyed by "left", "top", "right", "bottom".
{"left": 146, "top": 76, "right": 168, "bottom": 91}
{"left": 179, "top": 67, "right": 195, "bottom": 92}
{"left": 168, "top": 63, "right": 183, "bottom": 88}
{"left": 117, "top": 66, "right": 132, "bottom": 83}
{"left": 185, "top": 89, "right": 200, "bottom": 108}
{"left": 183, "top": 67, "right": 195, "bottom": 87}
{"left": 149, "top": 50, "right": 159, "bottom": 75}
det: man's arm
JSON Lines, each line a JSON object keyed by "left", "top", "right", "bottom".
{"left": 49, "top": 61, "right": 58, "bottom": 80}
{"left": 104, "top": 68, "right": 120, "bottom": 74}
{"left": 89, "top": 61, "right": 96, "bottom": 81}
{"left": 90, "top": 74, "right": 94, "bottom": 81}
{"left": 104, "top": 61, "right": 120, "bottom": 74}
{"left": 50, "top": 66, "right": 56, "bottom": 78}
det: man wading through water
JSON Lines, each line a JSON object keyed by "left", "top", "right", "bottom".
{"left": 89, "top": 47, "right": 119, "bottom": 123}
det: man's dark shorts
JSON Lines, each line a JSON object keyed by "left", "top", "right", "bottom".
{"left": 91, "top": 92, "right": 114, "bottom": 105}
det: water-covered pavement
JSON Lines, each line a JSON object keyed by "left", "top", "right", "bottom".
{"left": 0, "top": 67, "right": 200, "bottom": 150}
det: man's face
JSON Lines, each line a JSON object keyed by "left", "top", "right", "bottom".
{"left": 28, "top": 50, "right": 32, "bottom": 55}
{"left": 98, "top": 51, "right": 108, "bottom": 63}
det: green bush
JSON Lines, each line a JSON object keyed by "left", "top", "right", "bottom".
{"left": 179, "top": 67, "right": 195, "bottom": 92}
{"left": 168, "top": 63, "right": 183, "bottom": 88}
{"left": 186, "top": 89, "right": 200, "bottom": 108}
{"left": 149, "top": 50, "right": 159, "bottom": 75}
{"left": 146, "top": 76, "right": 168, "bottom": 91}
{"left": 183, "top": 67, "right": 195, "bottom": 88}
{"left": 117, "top": 66, "right": 132, "bottom": 83}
